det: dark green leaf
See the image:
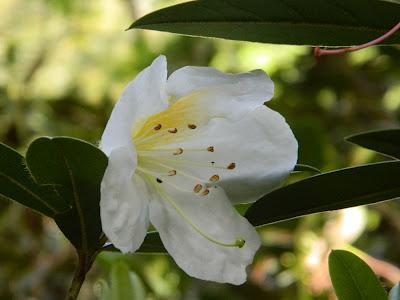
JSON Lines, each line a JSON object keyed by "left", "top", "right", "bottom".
{"left": 293, "top": 164, "right": 321, "bottom": 173}
{"left": 103, "top": 232, "right": 167, "bottom": 254}
{"left": 329, "top": 250, "right": 387, "bottom": 300}
{"left": 390, "top": 283, "right": 400, "bottom": 300}
{"left": 347, "top": 129, "right": 400, "bottom": 159}
{"left": 245, "top": 161, "right": 400, "bottom": 226}
{"left": 130, "top": 0, "right": 400, "bottom": 46}
{"left": 26, "top": 137, "right": 108, "bottom": 254}
{"left": 0, "top": 142, "right": 67, "bottom": 217}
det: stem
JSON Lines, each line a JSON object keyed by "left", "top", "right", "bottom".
{"left": 66, "top": 253, "right": 92, "bottom": 300}
{"left": 314, "top": 21, "right": 400, "bottom": 57}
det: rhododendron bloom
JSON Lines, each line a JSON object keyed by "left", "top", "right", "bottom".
{"left": 100, "top": 56, "right": 297, "bottom": 284}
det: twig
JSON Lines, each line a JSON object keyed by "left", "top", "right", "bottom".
{"left": 314, "top": 21, "right": 400, "bottom": 57}
{"left": 65, "top": 253, "right": 92, "bottom": 300}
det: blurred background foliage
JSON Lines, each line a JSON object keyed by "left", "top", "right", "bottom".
{"left": 1, "top": 0, "right": 400, "bottom": 299}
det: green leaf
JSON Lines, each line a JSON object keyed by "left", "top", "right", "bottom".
{"left": 103, "top": 232, "right": 167, "bottom": 254}
{"left": 245, "top": 161, "right": 400, "bottom": 226}
{"left": 347, "top": 129, "right": 400, "bottom": 159}
{"left": 293, "top": 164, "right": 321, "bottom": 173}
{"left": 107, "top": 263, "right": 146, "bottom": 300}
{"left": 329, "top": 250, "right": 387, "bottom": 300}
{"left": 25, "top": 137, "right": 108, "bottom": 254}
{"left": 130, "top": 0, "right": 400, "bottom": 46}
{"left": 0, "top": 142, "right": 66, "bottom": 217}
{"left": 390, "top": 283, "right": 400, "bottom": 300}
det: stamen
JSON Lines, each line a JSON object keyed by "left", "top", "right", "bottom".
{"left": 143, "top": 159, "right": 210, "bottom": 182}
{"left": 209, "top": 175, "right": 220, "bottom": 183}
{"left": 147, "top": 175, "right": 246, "bottom": 249}
{"left": 173, "top": 148, "right": 184, "bottom": 155}
{"left": 188, "top": 124, "right": 197, "bottom": 129}
{"left": 142, "top": 156, "right": 229, "bottom": 171}
{"left": 201, "top": 189, "right": 210, "bottom": 196}
{"left": 207, "top": 146, "right": 215, "bottom": 152}
{"left": 134, "top": 129, "right": 172, "bottom": 145}
{"left": 136, "top": 167, "right": 193, "bottom": 193}
{"left": 168, "top": 170, "right": 177, "bottom": 176}
{"left": 193, "top": 184, "right": 203, "bottom": 193}
{"left": 154, "top": 124, "right": 162, "bottom": 130}
{"left": 227, "top": 163, "right": 236, "bottom": 170}
{"left": 168, "top": 128, "right": 178, "bottom": 133}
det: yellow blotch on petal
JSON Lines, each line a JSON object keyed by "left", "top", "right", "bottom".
{"left": 132, "top": 92, "right": 204, "bottom": 149}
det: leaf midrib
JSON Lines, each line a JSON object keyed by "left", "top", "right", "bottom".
{"left": 57, "top": 146, "right": 89, "bottom": 254}
{"left": 0, "top": 170, "right": 57, "bottom": 214}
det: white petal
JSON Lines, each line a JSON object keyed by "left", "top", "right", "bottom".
{"left": 100, "top": 56, "right": 168, "bottom": 155}
{"left": 100, "top": 146, "right": 149, "bottom": 253}
{"left": 147, "top": 180, "right": 261, "bottom": 284}
{"left": 167, "top": 66, "right": 273, "bottom": 120}
{"left": 162, "top": 105, "right": 298, "bottom": 204}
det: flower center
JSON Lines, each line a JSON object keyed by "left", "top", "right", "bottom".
{"left": 131, "top": 118, "right": 244, "bottom": 249}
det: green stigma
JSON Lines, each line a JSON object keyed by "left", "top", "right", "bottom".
{"left": 235, "top": 238, "right": 246, "bottom": 248}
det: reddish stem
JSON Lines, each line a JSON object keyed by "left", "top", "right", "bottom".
{"left": 314, "top": 21, "right": 400, "bottom": 57}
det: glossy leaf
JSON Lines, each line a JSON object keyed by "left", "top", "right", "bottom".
{"left": 0, "top": 142, "right": 66, "bottom": 217}
{"left": 390, "top": 283, "right": 400, "bottom": 300}
{"left": 347, "top": 129, "right": 400, "bottom": 159}
{"left": 245, "top": 161, "right": 400, "bottom": 226}
{"left": 293, "top": 164, "right": 321, "bottom": 173}
{"left": 103, "top": 232, "right": 167, "bottom": 254}
{"left": 130, "top": 0, "right": 400, "bottom": 46}
{"left": 25, "top": 137, "right": 108, "bottom": 254}
{"left": 329, "top": 250, "right": 387, "bottom": 300}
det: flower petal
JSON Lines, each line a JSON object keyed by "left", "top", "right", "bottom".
{"left": 155, "top": 105, "right": 297, "bottom": 204}
{"left": 100, "top": 146, "right": 149, "bottom": 253}
{"left": 167, "top": 66, "right": 273, "bottom": 120}
{"left": 147, "top": 179, "right": 260, "bottom": 284}
{"left": 100, "top": 56, "right": 168, "bottom": 155}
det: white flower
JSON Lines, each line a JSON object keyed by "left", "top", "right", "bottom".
{"left": 100, "top": 56, "right": 298, "bottom": 284}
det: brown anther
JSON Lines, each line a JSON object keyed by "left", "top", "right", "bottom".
{"left": 188, "top": 124, "right": 197, "bottom": 129}
{"left": 201, "top": 189, "right": 210, "bottom": 196}
{"left": 156, "top": 178, "right": 163, "bottom": 183}
{"left": 209, "top": 175, "right": 220, "bottom": 183}
{"left": 193, "top": 184, "right": 203, "bottom": 193}
{"left": 207, "top": 146, "right": 215, "bottom": 152}
{"left": 227, "top": 163, "right": 236, "bottom": 170}
{"left": 168, "top": 170, "right": 177, "bottom": 176}
{"left": 154, "top": 124, "right": 162, "bottom": 130}
{"left": 168, "top": 128, "right": 178, "bottom": 133}
{"left": 173, "top": 148, "right": 184, "bottom": 155}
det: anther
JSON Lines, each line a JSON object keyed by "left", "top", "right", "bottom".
{"left": 156, "top": 178, "right": 163, "bottom": 183}
{"left": 207, "top": 146, "right": 214, "bottom": 152}
{"left": 168, "top": 128, "right": 178, "bottom": 133}
{"left": 201, "top": 189, "right": 210, "bottom": 196}
{"left": 227, "top": 163, "right": 236, "bottom": 170}
{"left": 209, "top": 175, "right": 220, "bottom": 183}
{"left": 188, "top": 124, "right": 197, "bottom": 129}
{"left": 173, "top": 148, "right": 183, "bottom": 155}
{"left": 193, "top": 184, "right": 203, "bottom": 193}
{"left": 168, "top": 170, "right": 177, "bottom": 176}
{"left": 154, "top": 124, "right": 162, "bottom": 130}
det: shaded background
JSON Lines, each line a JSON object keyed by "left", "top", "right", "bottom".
{"left": 1, "top": 0, "right": 400, "bottom": 299}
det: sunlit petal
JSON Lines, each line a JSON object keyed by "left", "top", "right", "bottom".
{"left": 100, "top": 146, "right": 149, "bottom": 253}
{"left": 147, "top": 179, "right": 261, "bottom": 284}
{"left": 101, "top": 56, "right": 168, "bottom": 155}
